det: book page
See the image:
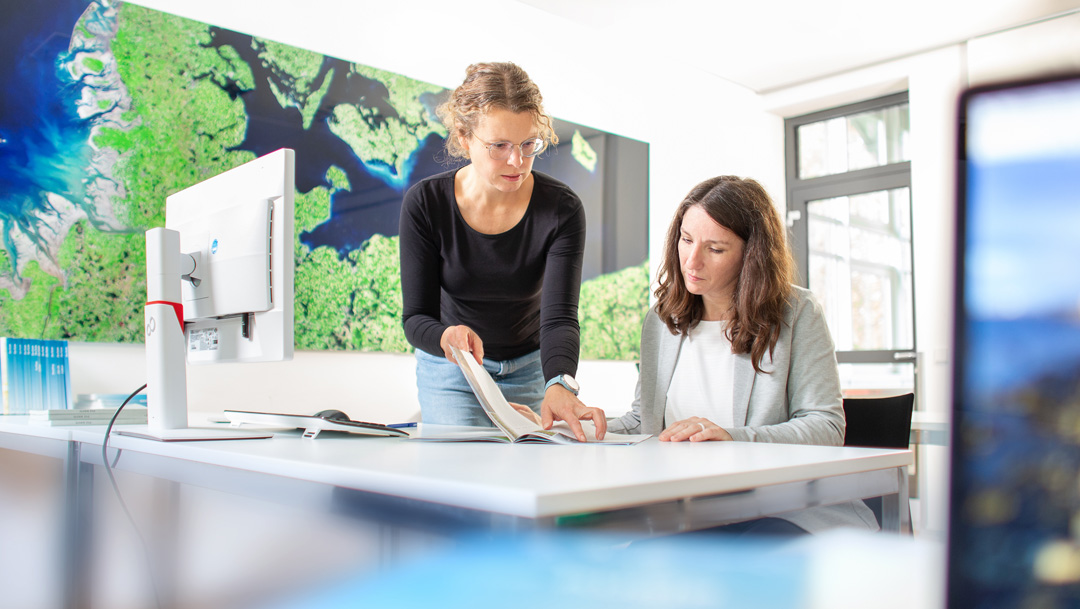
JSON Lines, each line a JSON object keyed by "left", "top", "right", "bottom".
{"left": 450, "top": 345, "right": 540, "bottom": 440}
{"left": 410, "top": 428, "right": 512, "bottom": 443}
{"left": 450, "top": 346, "right": 652, "bottom": 445}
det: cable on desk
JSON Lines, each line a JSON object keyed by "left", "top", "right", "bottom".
{"left": 102, "top": 383, "right": 163, "bottom": 609}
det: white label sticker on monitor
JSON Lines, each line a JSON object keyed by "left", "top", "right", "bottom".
{"left": 188, "top": 328, "right": 220, "bottom": 352}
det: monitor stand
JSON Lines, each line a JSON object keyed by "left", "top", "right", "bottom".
{"left": 116, "top": 427, "right": 272, "bottom": 442}
{"left": 127, "top": 228, "right": 274, "bottom": 443}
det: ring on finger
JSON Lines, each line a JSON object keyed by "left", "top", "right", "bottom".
{"left": 697, "top": 422, "right": 706, "bottom": 433}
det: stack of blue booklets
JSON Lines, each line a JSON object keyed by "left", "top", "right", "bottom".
{"left": 0, "top": 338, "right": 73, "bottom": 414}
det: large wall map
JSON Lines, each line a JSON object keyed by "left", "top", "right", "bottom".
{"left": 0, "top": 0, "right": 649, "bottom": 360}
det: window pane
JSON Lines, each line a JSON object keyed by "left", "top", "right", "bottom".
{"left": 806, "top": 187, "right": 914, "bottom": 351}
{"left": 851, "top": 267, "right": 892, "bottom": 350}
{"left": 797, "top": 103, "right": 909, "bottom": 179}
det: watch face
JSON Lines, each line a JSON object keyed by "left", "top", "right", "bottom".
{"left": 564, "top": 375, "right": 580, "bottom": 392}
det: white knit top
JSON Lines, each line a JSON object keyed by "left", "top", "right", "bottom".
{"left": 664, "top": 320, "right": 736, "bottom": 429}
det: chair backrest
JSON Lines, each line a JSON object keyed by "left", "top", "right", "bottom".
{"left": 842, "top": 393, "right": 915, "bottom": 449}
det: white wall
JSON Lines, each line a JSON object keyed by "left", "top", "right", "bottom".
{"left": 761, "top": 11, "right": 1080, "bottom": 538}
{"left": 76, "top": 0, "right": 777, "bottom": 423}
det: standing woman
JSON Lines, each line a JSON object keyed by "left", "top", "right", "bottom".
{"left": 399, "top": 62, "right": 605, "bottom": 442}
{"left": 609, "top": 176, "right": 877, "bottom": 534}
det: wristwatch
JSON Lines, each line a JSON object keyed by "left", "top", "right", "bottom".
{"left": 544, "top": 374, "right": 580, "bottom": 396}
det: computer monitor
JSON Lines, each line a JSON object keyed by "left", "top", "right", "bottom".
{"left": 123, "top": 148, "right": 295, "bottom": 441}
{"left": 167, "top": 149, "right": 295, "bottom": 365}
{"left": 950, "top": 73, "right": 1080, "bottom": 606}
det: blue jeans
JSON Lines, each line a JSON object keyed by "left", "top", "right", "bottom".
{"left": 414, "top": 348, "right": 544, "bottom": 427}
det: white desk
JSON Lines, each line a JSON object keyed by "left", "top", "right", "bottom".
{"left": 911, "top": 411, "right": 950, "bottom": 446}
{"left": 0, "top": 418, "right": 912, "bottom": 608}
{"left": 77, "top": 423, "right": 911, "bottom": 527}
{"left": 0, "top": 421, "right": 93, "bottom": 609}
{"left": 2, "top": 418, "right": 914, "bottom": 526}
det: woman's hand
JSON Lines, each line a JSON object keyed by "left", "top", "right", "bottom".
{"left": 659, "top": 417, "right": 733, "bottom": 442}
{"left": 509, "top": 402, "right": 543, "bottom": 426}
{"left": 440, "top": 325, "right": 484, "bottom": 364}
{"left": 541, "top": 385, "right": 607, "bottom": 442}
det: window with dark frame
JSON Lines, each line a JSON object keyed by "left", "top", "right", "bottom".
{"left": 785, "top": 92, "right": 916, "bottom": 396}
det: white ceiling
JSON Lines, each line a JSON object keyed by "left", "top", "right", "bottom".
{"left": 518, "top": 0, "right": 1080, "bottom": 93}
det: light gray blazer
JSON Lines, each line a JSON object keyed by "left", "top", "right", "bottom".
{"left": 609, "top": 286, "right": 878, "bottom": 533}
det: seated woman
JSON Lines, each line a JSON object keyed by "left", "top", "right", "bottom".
{"left": 609, "top": 175, "right": 878, "bottom": 536}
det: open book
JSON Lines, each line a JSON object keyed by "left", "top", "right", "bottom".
{"left": 415, "top": 346, "right": 651, "bottom": 445}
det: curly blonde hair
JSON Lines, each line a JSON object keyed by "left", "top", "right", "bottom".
{"left": 437, "top": 62, "right": 558, "bottom": 160}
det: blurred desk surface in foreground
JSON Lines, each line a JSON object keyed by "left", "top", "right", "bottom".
{"left": 258, "top": 529, "right": 946, "bottom": 609}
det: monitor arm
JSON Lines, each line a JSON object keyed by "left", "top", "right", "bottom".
{"left": 145, "top": 228, "right": 189, "bottom": 431}
{"left": 181, "top": 251, "right": 201, "bottom": 288}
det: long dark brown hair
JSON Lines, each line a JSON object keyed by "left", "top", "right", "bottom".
{"left": 654, "top": 176, "right": 795, "bottom": 373}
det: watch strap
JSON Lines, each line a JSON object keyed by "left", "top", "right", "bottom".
{"left": 545, "top": 374, "right": 579, "bottom": 396}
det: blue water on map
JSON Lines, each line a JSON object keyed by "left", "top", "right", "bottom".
{"left": 205, "top": 27, "right": 462, "bottom": 255}
{"left": 0, "top": 1, "right": 457, "bottom": 264}
{"left": 0, "top": 0, "right": 98, "bottom": 265}
{"left": 4, "top": 3, "right": 589, "bottom": 261}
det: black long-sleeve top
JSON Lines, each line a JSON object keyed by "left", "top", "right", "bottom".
{"left": 399, "top": 169, "right": 585, "bottom": 381}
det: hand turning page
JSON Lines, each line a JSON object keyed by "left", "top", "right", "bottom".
{"left": 433, "top": 345, "right": 650, "bottom": 445}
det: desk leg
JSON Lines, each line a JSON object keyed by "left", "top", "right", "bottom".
{"left": 63, "top": 441, "right": 94, "bottom": 609}
{"left": 378, "top": 524, "right": 400, "bottom": 567}
{"left": 151, "top": 478, "right": 181, "bottom": 608}
{"left": 880, "top": 466, "right": 911, "bottom": 534}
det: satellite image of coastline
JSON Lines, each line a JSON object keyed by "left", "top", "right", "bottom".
{"left": 0, "top": 0, "right": 649, "bottom": 358}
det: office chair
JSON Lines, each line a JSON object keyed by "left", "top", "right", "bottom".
{"left": 842, "top": 393, "right": 915, "bottom": 532}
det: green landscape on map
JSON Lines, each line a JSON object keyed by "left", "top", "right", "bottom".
{"left": 0, "top": 2, "right": 647, "bottom": 360}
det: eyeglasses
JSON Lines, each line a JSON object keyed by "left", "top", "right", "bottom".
{"left": 472, "top": 134, "right": 547, "bottom": 160}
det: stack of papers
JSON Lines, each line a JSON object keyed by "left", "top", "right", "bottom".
{"left": 28, "top": 407, "right": 148, "bottom": 426}
{"left": 74, "top": 393, "right": 148, "bottom": 409}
